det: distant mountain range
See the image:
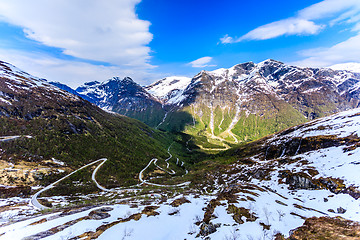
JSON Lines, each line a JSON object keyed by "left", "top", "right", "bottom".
{"left": 51, "top": 59, "right": 360, "bottom": 149}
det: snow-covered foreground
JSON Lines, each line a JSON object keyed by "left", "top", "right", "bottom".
{"left": 1, "top": 183, "right": 358, "bottom": 240}
{"left": 266, "top": 107, "right": 360, "bottom": 186}
{"left": 0, "top": 195, "right": 212, "bottom": 240}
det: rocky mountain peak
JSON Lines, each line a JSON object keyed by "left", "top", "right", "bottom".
{"left": 105, "top": 76, "right": 136, "bottom": 86}
{"left": 256, "top": 59, "right": 285, "bottom": 78}
{"left": 72, "top": 75, "right": 165, "bottom": 126}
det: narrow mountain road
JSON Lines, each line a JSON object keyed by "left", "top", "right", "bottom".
{"left": 138, "top": 158, "right": 157, "bottom": 184}
{"left": 138, "top": 144, "right": 190, "bottom": 187}
{"left": 138, "top": 158, "right": 190, "bottom": 187}
{"left": 91, "top": 158, "right": 110, "bottom": 192}
{"left": 31, "top": 158, "right": 108, "bottom": 210}
{"left": 0, "top": 135, "right": 32, "bottom": 142}
{"left": 31, "top": 143, "right": 190, "bottom": 209}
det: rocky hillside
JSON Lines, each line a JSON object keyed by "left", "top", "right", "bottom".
{"left": 0, "top": 60, "right": 174, "bottom": 188}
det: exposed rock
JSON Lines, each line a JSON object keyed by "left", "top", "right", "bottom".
{"left": 337, "top": 207, "right": 347, "bottom": 214}
{"left": 227, "top": 204, "right": 257, "bottom": 224}
{"left": 252, "top": 169, "right": 269, "bottom": 180}
{"left": 88, "top": 209, "right": 111, "bottom": 220}
{"left": 170, "top": 197, "right": 191, "bottom": 207}
{"left": 203, "top": 199, "right": 221, "bottom": 223}
{"left": 141, "top": 205, "right": 160, "bottom": 217}
{"left": 279, "top": 171, "right": 318, "bottom": 190}
{"left": 97, "top": 206, "right": 113, "bottom": 212}
{"left": 29, "top": 218, "right": 47, "bottom": 226}
{"left": 287, "top": 216, "right": 360, "bottom": 239}
{"left": 199, "top": 222, "right": 220, "bottom": 236}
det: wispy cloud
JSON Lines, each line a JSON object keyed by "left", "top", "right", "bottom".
{"left": 188, "top": 56, "right": 216, "bottom": 68}
{"left": 0, "top": 0, "right": 154, "bottom": 68}
{"left": 290, "top": 34, "right": 360, "bottom": 67}
{"left": 0, "top": 49, "right": 157, "bottom": 88}
{"left": 221, "top": 0, "right": 360, "bottom": 43}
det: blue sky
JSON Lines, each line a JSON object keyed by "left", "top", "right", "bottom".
{"left": 0, "top": 0, "right": 359, "bottom": 88}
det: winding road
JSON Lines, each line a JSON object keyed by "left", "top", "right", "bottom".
{"left": 138, "top": 158, "right": 190, "bottom": 187}
{"left": 31, "top": 158, "right": 108, "bottom": 210}
{"left": 138, "top": 144, "right": 190, "bottom": 187}
{"left": 29, "top": 142, "right": 191, "bottom": 209}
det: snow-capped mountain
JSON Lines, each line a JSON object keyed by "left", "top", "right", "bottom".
{"left": 145, "top": 76, "right": 192, "bottom": 104}
{"left": 330, "top": 62, "right": 360, "bottom": 73}
{"left": 152, "top": 59, "right": 360, "bottom": 146}
{"left": 76, "top": 77, "right": 154, "bottom": 110}
{"left": 75, "top": 77, "right": 166, "bottom": 127}
{"left": 177, "top": 59, "right": 360, "bottom": 109}
{"left": 51, "top": 59, "right": 360, "bottom": 148}
{"left": 49, "top": 81, "right": 93, "bottom": 103}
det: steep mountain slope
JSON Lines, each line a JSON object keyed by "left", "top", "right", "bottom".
{"left": 158, "top": 59, "right": 360, "bottom": 148}
{"left": 0, "top": 60, "right": 174, "bottom": 188}
{"left": 75, "top": 77, "right": 166, "bottom": 127}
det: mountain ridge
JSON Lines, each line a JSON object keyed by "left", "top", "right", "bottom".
{"left": 51, "top": 59, "right": 360, "bottom": 149}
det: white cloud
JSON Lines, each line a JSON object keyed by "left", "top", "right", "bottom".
{"left": 0, "top": 49, "right": 157, "bottom": 88}
{"left": 232, "top": 18, "right": 323, "bottom": 42}
{"left": 221, "top": 0, "right": 360, "bottom": 43}
{"left": 298, "top": 0, "right": 360, "bottom": 20}
{"left": 0, "top": 0, "right": 153, "bottom": 68}
{"left": 290, "top": 34, "right": 360, "bottom": 68}
{"left": 220, "top": 34, "right": 234, "bottom": 44}
{"left": 188, "top": 57, "right": 216, "bottom": 68}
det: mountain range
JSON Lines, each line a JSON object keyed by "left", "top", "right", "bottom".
{"left": 53, "top": 59, "right": 360, "bottom": 149}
